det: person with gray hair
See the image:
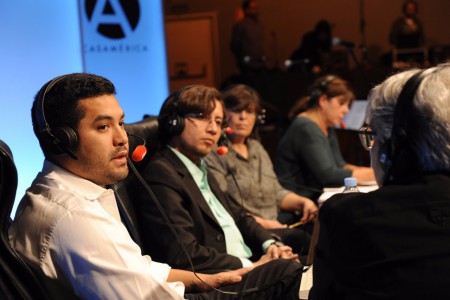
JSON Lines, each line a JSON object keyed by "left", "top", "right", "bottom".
{"left": 309, "top": 64, "right": 450, "bottom": 299}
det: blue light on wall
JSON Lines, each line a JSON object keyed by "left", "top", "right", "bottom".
{"left": 0, "top": 0, "right": 168, "bottom": 216}
{"left": 0, "top": 1, "right": 83, "bottom": 216}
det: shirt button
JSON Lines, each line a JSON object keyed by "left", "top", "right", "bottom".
{"left": 216, "top": 234, "right": 224, "bottom": 242}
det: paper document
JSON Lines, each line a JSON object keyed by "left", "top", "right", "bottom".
{"left": 318, "top": 184, "right": 379, "bottom": 204}
{"left": 299, "top": 265, "right": 313, "bottom": 299}
{"left": 342, "top": 100, "right": 369, "bottom": 130}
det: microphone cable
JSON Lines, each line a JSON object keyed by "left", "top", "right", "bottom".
{"left": 127, "top": 157, "right": 260, "bottom": 295}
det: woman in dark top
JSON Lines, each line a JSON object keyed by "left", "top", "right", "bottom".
{"left": 275, "top": 75, "right": 375, "bottom": 201}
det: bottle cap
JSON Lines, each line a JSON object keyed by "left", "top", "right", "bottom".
{"left": 344, "top": 177, "right": 357, "bottom": 187}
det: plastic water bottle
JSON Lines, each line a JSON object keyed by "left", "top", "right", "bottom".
{"left": 342, "top": 177, "right": 360, "bottom": 193}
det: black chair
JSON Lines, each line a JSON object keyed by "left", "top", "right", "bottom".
{"left": 114, "top": 116, "right": 160, "bottom": 248}
{"left": 0, "top": 140, "right": 50, "bottom": 299}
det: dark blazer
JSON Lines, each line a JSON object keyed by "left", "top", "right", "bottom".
{"left": 131, "top": 147, "right": 273, "bottom": 272}
{"left": 309, "top": 173, "right": 450, "bottom": 300}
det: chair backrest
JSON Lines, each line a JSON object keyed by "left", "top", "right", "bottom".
{"left": 0, "top": 140, "right": 50, "bottom": 299}
{"left": 125, "top": 115, "right": 160, "bottom": 172}
{"left": 114, "top": 116, "right": 160, "bottom": 247}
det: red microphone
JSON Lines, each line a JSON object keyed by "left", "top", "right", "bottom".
{"left": 224, "top": 127, "right": 233, "bottom": 135}
{"left": 340, "top": 121, "right": 346, "bottom": 129}
{"left": 127, "top": 132, "right": 148, "bottom": 162}
{"left": 216, "top": 146, "right": 228, "bottom": 156}
{"left": 216, "top": 127, "right": 232, "bottom": 156}
{"left": 132, "top": 145, "right": 147, "bottom": 162}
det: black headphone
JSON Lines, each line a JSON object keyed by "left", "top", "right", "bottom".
{"left": 161, "top": 85, "right": 195, "bottom": 136}
{"left": 221, "top": 84, "right": 266, "bottom": 126}
{"left": 35, "top": 75, "right": 79, "bottom": 160}
{"left": 256, "top": 108, "right": 266, "bottom": 125}
{"left": 379, "top": 70, "right": 426, "bottom": 184}
{"left": 309, "top": 75, "right": 337, "bottom": 100}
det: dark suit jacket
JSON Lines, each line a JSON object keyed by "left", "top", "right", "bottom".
{"left": 309, "top": 173, "right": 450, "bottom": 300}
{"left": 131, "top": 147, "right": 273, "bottom": 272}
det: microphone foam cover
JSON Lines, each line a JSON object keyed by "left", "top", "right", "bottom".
{"left": 340, "top": 121, "right": 346, "bottom": 129}
{"left": 216, "top": 145, "right": 229, "bottom": 156}
{"left": 132, "top": 145, "right": 147, "bottom": 162}
{"left": 224, "top": 127, "right": 233, "bottom": 135}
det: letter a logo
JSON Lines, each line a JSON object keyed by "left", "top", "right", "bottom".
{"left": 84, "top": 0, "right": 140, "bottom": 39}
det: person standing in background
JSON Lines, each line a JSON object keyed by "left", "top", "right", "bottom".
{"left": 288, "top": 20, "right": 333, "bottom": 75}
{"left": 389, "top": 0, "right": 425, "bottom": 49}
{"left": 230, "top": 0, "right": 267, "bottom": 76}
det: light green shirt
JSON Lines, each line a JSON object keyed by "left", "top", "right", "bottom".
{"left": 169, "top": 146, "right": 254, "bottom": 267}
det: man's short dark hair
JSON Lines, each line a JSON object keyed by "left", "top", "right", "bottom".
{"left": 32, "top": 73, "right": 116, "bottom": 158}
{"left": 157, "top": 85, "right": 222, "bottom": 146}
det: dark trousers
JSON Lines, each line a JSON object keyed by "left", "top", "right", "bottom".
{"left": 269, "top": 228, "right": 311, "bottom": 256}
{"left": 185, "top": 259, "right": 302, "bottom": 300}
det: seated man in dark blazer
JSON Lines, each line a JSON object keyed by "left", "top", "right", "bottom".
{"left": 309, "top": 64, "right": 450, "bottom": 299}
{"left": 131, "top": 85, "right": 302, "bottom": 299}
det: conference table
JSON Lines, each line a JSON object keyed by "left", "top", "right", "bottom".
{"left": 317, "top": 181, "right": 379, "bottom": 205}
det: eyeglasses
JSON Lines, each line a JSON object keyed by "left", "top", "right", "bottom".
{"left": 184, "top": 113, "right": 224, "bottom": 128}
{"left": 358, "top": 126, "right": 377, "bottom": 150}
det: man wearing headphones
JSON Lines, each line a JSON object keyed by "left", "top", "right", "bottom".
{"left": 131, "top": 85, "right": 302, "bottom": 299}
{"left": 309, "top": 64, "right": 450, "bottom": 299}
{"left": 8, "top": 73, "right": 292, "bottom": 299}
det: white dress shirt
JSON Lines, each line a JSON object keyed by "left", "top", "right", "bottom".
{"left": 9, "top": 160, "right": 185, "bottom": 300}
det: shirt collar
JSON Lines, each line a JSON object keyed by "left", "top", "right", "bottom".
{"left": 42, "top": 160, "right": 113, "bottom": 201}
{"left": 168, "top": 146, "right": 208, "bottom": 187}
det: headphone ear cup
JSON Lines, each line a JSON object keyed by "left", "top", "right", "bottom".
{"left": 51, "top": 126, "right": 79, "bottom": 155}
{"left": 255, "top": 109, "right": 266, "bottom": 126}
{"left": 166, "top": 114, "right": 185, "bottom": 136}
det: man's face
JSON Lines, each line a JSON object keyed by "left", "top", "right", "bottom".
{"left": 63, "top": 95, "right": 129, "bottom": 187}
{"left": 176, "top": 100, "right": 224, "bottom": 162}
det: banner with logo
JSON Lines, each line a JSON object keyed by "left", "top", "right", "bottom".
{"left": 79, "top": 0, "right": 168, "bottom": 121}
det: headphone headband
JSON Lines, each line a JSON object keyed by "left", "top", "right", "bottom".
{"left": 34, "top": 74, "right": 79, "bottom": 160}
{"left": 381, "top": 69, "right": 427, "bottom": 184}
{"left": 35, "top": 75, "right": 69, "bottom": 137}
{"left": 161, "top": 85, "right": 195, "bottom": 137}
{"left": 391, "top": 70, "right": 426, "bottom": 142}
{"left": 310, "top": 75, "right": 337, "bottom": 100}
